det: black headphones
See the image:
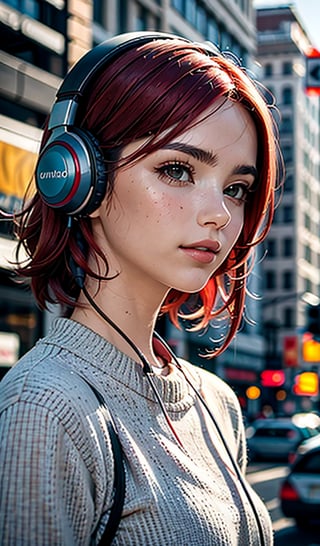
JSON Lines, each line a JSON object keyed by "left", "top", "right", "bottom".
{"left": 35, "top": 31, "right": 193, "bottom": 216}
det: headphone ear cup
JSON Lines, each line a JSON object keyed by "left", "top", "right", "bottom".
{"left": 35, "top": 128, "right": 107, "bottom": 216}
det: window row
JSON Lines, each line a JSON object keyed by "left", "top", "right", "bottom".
{"left": 264, "top": 237, "right": 294, "bottom": 258}
{"left": 264, "top": 270, "right": 294, "bottom": 291}
{"left": 272, "top": 204, "right": 294, "bottom": 223}
{"left": 264, "top": 60, "right": 292, "bottom": 77}
{"left": 264, "top": 306, "right": 295, "bottom": 329}
{"left": 171, "top": 0, "right": 245, "bottom": 58}
{"left": 303, "top": 183, "right": 320, "bottom": 214}
{"left": 303, "top": 152, "right": 320, "bottom": 178}
{"left": 304, "top": 245, "right": 320, "bottom": 268}
{"left": 6, "top": 0, "right": 65, "bottom": 32}
{"left": 266, "top": 86, "right": 293, "bottom": 106}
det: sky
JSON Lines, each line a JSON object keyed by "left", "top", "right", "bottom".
{"left": 253, "top": 0, "right": 320, "bottom": 51}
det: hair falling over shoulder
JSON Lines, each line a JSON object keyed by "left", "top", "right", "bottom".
{"left": 14, "top": 36, "right": 282, "bottom": 356}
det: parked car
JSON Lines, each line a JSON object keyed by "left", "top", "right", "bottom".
{"left": 279, "top": 444, "right": 320, "bottom": 528}
{"left": 246, "top": 413, "right": 320, "bottom": 462}
{"left": 288, "top": 432, "right": 320, "bottom": 465}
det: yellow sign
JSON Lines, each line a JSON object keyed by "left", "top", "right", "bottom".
{"left": 0, "top": 141, "right": 37, "bottom": 211}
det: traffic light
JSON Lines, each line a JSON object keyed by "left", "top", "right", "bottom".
{"left": 305, "top": 304, "right": 320, "bottom": 339}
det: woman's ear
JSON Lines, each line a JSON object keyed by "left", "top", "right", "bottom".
{"left": 89, "top": 207, "right": 101, "bottom": 219}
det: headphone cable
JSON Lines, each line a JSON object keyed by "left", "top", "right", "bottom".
{"left": 82, "top": 285, "right": 265, "bottom": 546}
{"left": 154, "top": 330, "right": 266, "bottom": 546}
{"left": 82, "top": 285, "right": 184, "bottom": 448}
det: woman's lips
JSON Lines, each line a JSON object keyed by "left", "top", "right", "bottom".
{"left": 180, "top": 240, "right": 221, "bottom": 264}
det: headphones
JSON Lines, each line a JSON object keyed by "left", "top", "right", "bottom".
{"left": 35, "top": 31, "right": 193, "bottom": 216}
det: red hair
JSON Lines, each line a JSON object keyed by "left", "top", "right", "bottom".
{"left": 15, "top": 38, "right": 280, "bottom": 355}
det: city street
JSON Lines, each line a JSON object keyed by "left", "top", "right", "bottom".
{"left": 247, "top": 462, "right": 320, "bottom": 545}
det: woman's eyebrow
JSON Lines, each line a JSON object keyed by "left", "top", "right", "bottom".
{"left": 162, "top": 142, "right": 218, "bottom": 166}
{"left": 232, "top": 164, "right": 258, "bottom": 180}
{"left": 162, "top": 142, "right": 258, "bottom": 180}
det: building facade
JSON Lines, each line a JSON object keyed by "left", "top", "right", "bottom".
{"left": 256, "top": 5, "right": 320, "bottom": 412}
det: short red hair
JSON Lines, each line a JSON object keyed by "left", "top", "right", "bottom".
{"left": 16, "top": 38, "right": 280, "bottom": 355}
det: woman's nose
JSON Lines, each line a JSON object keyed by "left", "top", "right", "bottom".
{"left": 196, "top": 192, "right": 231, "bottom": 230}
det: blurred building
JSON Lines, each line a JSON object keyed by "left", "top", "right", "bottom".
{"left": 255, "top": 5, "right": 320, "bottom": 413}
{"left": 256, "top": 6, "right": 320, "bottom": 356}
{"left": 0, "top": 0, "right": 268, "bottom": 413}
{"left": 92, "top": 0, "right": 255, "bottom": 60}
{"left": 0, "top": 0, "right": 90, "bottom": 377}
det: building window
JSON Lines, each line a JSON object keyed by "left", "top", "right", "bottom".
{"left": 185, "top": 0, "right": 196, "bottom": 25}
{"left": 93, "top": 0, "right": 104, "bottom": 23}
{"left": 264, "top": 63, "right": 273, "bottom": 77}
{"left": 304, "top": 213, "right": 311, "bottom": 231}
{"left": 283, "top": 271, "right": 293, "bottom": 290}
{"left": 8, "top": 0, "right": 39, "bottom": 18}
{"left": 196, "top": 4, "right": 207, "bottom": 35}
{"left": 280, "top": 116, "right": 293, "bottom": 133}
{"left": 282, "top": 145, "right": 293, "bottom": 163}
{"left": 265, "top": 238, "right": 276, "bottom": 257}
{"left": 135, "top": 4, "right": 148, "bottom": 30}
{"left": 283, "top": 307, "right": 294, "bottom": 328}
{"left": 282, "top": 86, "right": 292, "bottom": 105}
{"left": 117, "top": 0, "right": 128, "bottom": 33}
{"left": 207, "top": 18, "right": 219, "bottom": 44}
{"left": 283, "top": 61, "right": 292, "bottom": 75}
{"left": 304, "top": 245, "right": 312, "bottom": 263}
{"left": 283, "top": 238, "right": 293, "bottom": 256}
{"left": 265, "top": 271, "right": 276, "bottom": 289}
{"left": 220, "top": 29, "right": 232, "bottom": 49}
{"left": 285, "top": 174, "right": 294, "bottom": 192}
{"left": 172, "top": 0, "right": 184, "bottom": 13}
{"left": 283, "top": 205, "right": 293, "bottom": 223}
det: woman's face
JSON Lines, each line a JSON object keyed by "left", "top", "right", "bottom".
{"left": 91, "top": 99, "right": 257, "bottom": 299}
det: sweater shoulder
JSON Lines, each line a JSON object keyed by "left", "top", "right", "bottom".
{"left": 0, "top": 339, "right": 98, "bottom": 417}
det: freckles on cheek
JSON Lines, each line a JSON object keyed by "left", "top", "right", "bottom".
{"left": 158, "top": 192, "right": 184, "bottom": 217}
{"left": 142, "top": 188, "right": 180, "bottom": 223}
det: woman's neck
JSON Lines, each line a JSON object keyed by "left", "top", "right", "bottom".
{"left": 71, "top": 279, "right": 168, "bottom": 370}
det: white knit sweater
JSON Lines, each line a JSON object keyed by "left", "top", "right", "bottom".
{"left": 0, "top": 318, "right": 273, "bottom": 545}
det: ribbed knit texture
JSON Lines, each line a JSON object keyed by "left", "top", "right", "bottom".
{"left": 0, "top": 318, "right": 273, "bottom": 545}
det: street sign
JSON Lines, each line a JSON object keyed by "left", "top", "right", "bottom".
{"left": 305, "top": 48, "right": 320, "bottom": 95}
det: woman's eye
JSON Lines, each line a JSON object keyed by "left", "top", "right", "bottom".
{"left": 155, "top": 162, "right": 194, "bottom": 184}
{"left": 224, "top": 183, "right": 249, "bottom": 201}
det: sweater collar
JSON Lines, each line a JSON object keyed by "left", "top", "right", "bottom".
{"left": 41, "top": 317, "right": 199, "bottom": 411}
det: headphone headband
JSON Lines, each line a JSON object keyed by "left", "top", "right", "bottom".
{"left": 58, "top": 31, "right": 189, "bottom": 100}
{"left": 49, "top": 31, "right": 189, "bottom": 131}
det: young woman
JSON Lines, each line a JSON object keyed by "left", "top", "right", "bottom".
{"left": 0, "top": 32, "right": 279, "bottom": 545}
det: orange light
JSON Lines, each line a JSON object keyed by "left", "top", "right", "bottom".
{"left": 246, "top": 386, "right": 261, "bottom": 400}
{"left": 276, "top": 389, "right": 287, "bottom": 401}
{"left": 293, "top": 372, "right": 319, "bottom": 396}
{"left": 302, "top": 333, "right": 320, "bottom": 362}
